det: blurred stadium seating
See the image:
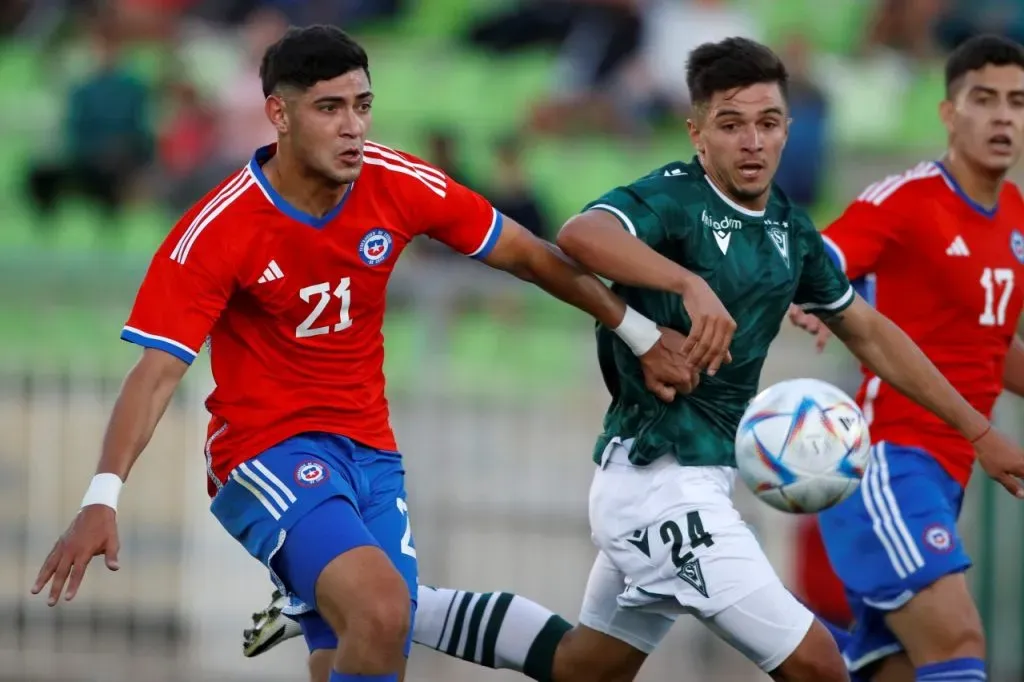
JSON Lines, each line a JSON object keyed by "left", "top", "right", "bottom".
{"left": 1, "top": 1, "right": 1023, "bottom": 680}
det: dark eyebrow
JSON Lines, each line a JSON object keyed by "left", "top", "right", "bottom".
{"left": 312, "top": 91, "right": 374, "bottom": 105}
{"left": 714, "top": 106, "right": 785, "bottom": 119}
{"left": 968, "top": 85, "right": 999, "bottom": 97}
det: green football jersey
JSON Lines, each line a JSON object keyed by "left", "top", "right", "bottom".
{"left": 590, "top": 157, "right": 854, "bottom": 469}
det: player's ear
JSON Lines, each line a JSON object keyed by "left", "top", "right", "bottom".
{"left": 686, "top": 118, "right": 703, "bottom": 155}
{"left": 938, "top": 98, "right": 956, "bottom": 136}
{"left": 265, "top": 95, "right": 289, "bottom": 135}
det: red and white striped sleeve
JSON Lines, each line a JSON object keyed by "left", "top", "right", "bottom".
{"left": 362, "top": 141, "right": 503, "bottom": 259}
{"left": 822, "top": 162, "right": 937, "bottom": 280}
{"left": 121, "top": 170, "right": 249, "bottom": 363}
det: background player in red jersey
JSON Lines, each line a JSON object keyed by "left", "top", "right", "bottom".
{"left": 790, "top": 35, "right": 1024, "bottom": 682}
{"left": 28, "top": 25, "right": 737, "bottom": 682}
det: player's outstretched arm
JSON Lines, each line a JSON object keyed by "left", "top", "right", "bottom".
{"left": 822, "top": 296, "right": 1024, "bottom": 497}
{"left": 481, "top": 217, "right": 699, "bottom": 400}
{"left": 1002, "top": 334, "right": 1024, "bottom": 397}
{"left": 31, "top": 348, "right": 188, "bottom": 606}
{"left": 557, "top": 209, "right": 735, "bottom": 375}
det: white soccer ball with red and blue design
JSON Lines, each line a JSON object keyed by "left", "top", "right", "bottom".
{"left": 735, "top": 378, "right": 871, "bottom": 514}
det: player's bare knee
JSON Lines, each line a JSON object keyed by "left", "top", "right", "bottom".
{"left": 354, "top": 590, "right": 411, "bottom": 648}
{"left": 771, "top": 620, "right": 848, "bottom": 682}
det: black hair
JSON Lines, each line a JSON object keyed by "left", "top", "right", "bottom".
{"left": 685, "top": 37, "right": 789, "bottom": 109}
{"left": 260, "top": 25, "right": 370, "bottom": 98}
{"left": 945, "top": 34, "right": 1024, "bottom": 97}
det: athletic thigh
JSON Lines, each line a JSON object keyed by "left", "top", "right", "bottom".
{"left": 701, "top": 580, "right": 816, "bottom": 673}
{"left": 589, "top": 441, "right": 807, "bottom": 670}
{"left": 817, "top": 442, "right": 971, "bottom": 673}
{"left": 358, "top": 447, "right": 419, "bottom": 655}
{"left": 577, "top": 549, "right": 675, "bottom": 655}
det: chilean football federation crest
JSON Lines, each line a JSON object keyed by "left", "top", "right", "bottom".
{"left": 295, "top": 460, "right": 329, "bottom": 487}
{"left": 1011, "top": 230, "right": 1024, "bottom": 264}
{"left": 359, "top": 228, "right": 394, "bottom": 266}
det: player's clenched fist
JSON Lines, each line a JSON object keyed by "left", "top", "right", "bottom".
{"left": 639, "top": 327, "right": 701, "bottom": 402}
{"left": 972, "top": 427, "right": 1024, "bottom": 498}
{"left": 680, "top": 276, "right": 736, "bottom": 376}
{"left": 31, "top": 505, "right": 120, "bottom": 606}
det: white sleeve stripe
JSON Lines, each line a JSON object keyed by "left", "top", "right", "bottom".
{"left": 590, "top": 204, "right": 637, "bottom": 236}
{"left": 363, "top": 145, "right": 446, "bottom": 188}
{"left": 364, "top": 142, "right": 446, "bottom": 181}
{"left": 821, "top": 234, "right": 848, "bottom": 273}
{"left": 121, "top": 326, "right": 198, "bottom": 357}
{"left": 467, "top": 207, "right": 500, "bottom": 257}
{"left": 362, "top": 156, "right": 446, "bottom": 197}
{"left": 174, "top": 177, "right": 255, "bottom": 264}
{"left": 800, "top": 285, "right": 855, "bottom": 312}
{"left": 171, "top": 169, "right": 247, "bottom": 261}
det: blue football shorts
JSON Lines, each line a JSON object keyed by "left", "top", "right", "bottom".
{"left": 818, "top": 441, "right": 970, "bottom": 672}
{"left": 210, "top": 432, "right": 418, "bottom": 654}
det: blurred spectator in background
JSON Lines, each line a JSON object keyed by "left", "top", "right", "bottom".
{"left": 154, "top": 80, "right": 219, "bottom": 213}
{"left": 935, "top": 0, "right": 1024, "bottom": 51}
{"left": 862, "top": 0, "right": 944, "bottom": 61}
{"left": 211, "top": 6, "right": 287, "bottom": 167}
{"left": 0, "top": 0, "right": 29, "bottom": 36}
{"left": 190, "top": 0, "right": 405, "bottom": 29}
{"left": 26, "top": 20, "right": 153, "bottom": 222}
{"left": 526, "top": 0, "right": 761, "bottom": 137}
{"left": 467, "top": 0, "right": 643, "bottom": 136}
{"left": 774, "top": 34, "right": 829, "bottom": 207}
{"left": 488, "top": 134, "right": 550, "bottom": 239}
{"left": 426, "top": 128, "right": 477, "bottom": 192}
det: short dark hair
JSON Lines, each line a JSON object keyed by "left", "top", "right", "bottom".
{"left": 686, "top": 37, "right": 788, "bottom": 109}
{"left": 260, "top": 25, "right": 370, "bottom": 98}
{"left": 945, "top": 34, "right": 1024, "bottom": 97}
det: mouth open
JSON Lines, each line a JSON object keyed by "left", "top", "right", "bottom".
{"left": 738, "top": 162, "right": 764, "bottom": 180}
{"left": 988, "top": 134, "right": 1013, "bottom": 153}
{"left": 339, "top": 149, "right": 363, "bottom": 163}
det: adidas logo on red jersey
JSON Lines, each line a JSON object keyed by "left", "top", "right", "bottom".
{"left": 257, "top": 260, "right": 285, "bottom": 283}
{"left": 945, "top": 236, "right": 970, "bottom": 257}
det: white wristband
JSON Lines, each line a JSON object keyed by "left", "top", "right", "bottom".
{"left": 80, "top": 473, "right": 123, "bottom": 512}
{"left": 613, "top": 306, "right": 662, "bottom": 356}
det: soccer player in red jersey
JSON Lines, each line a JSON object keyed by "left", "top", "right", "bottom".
{"left": 29, "top": 26, "right": 737, "bottom": 682}
{"left": 790, "top": 35, "right": 1024, "bottom": 682}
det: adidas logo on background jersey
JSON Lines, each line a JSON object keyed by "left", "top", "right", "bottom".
{"left": 258, "top": 260, "right": 285, "bottom": 283}
{"left": 945, "top": 236, "right": 970, "bottom": 257}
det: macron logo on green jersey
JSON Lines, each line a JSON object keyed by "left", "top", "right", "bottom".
{"left": 701, "top": 210, "right": 742, "bottom": 254}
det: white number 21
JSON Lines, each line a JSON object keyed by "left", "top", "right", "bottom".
{"left": 979, "top": 267, "right": 1014, "bottom": 326}
{"left": 396, "top": 498, "right": 416, "bottom": 558}
{"left": 296, "top": 278, "right": 353, "bottom": 338}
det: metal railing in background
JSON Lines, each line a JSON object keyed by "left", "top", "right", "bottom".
{"left": 0, "top": 324, "right": 880, "bottom": 682}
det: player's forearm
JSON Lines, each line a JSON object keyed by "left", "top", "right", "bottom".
{"left": 97, "top": 349, "right": 188, "bottom": 481}
{"left": 826, "top": 301, "right": 989, "bottom": 440}
{"left": 507, "top": 239, "right": 627, "bottom": 328}
{"left": 1003, "top": 335, "right": 1024, "bottom": 397}
{"left": 556, "top": 213, "right": 695, "bottom": 297}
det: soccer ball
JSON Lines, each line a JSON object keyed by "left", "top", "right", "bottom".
{"left": 734, "top": 378, "right": 871, "bottom": 514}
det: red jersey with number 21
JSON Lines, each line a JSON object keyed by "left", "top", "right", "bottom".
{"left": 822, "top": 161, "right": 1024, "bottom": 486}
{"left": 122, "top": 142, "right": 504, "bottom": 495}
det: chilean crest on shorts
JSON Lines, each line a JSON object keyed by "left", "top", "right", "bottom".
{"left": 678, "top": 556, "right": 709, "bottom": 598}
{"left": 359, "top": 228, "right": 393, "bottom": 266}
{"left": 923, "top": 524, "right": 953, "bottom": 553}
{"left": 1011, "top": 230, "right": 1024, "bottom": 264}
{"left": 295, "top": 460, "right": 329, "bottom": 487}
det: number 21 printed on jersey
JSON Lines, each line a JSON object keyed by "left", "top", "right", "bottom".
{"left": 296, "top": 278, "right": 353, "bottom": 338}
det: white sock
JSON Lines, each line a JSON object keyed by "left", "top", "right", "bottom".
{"left": 414, "top": 585, "right": 571, "bottom": 681}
